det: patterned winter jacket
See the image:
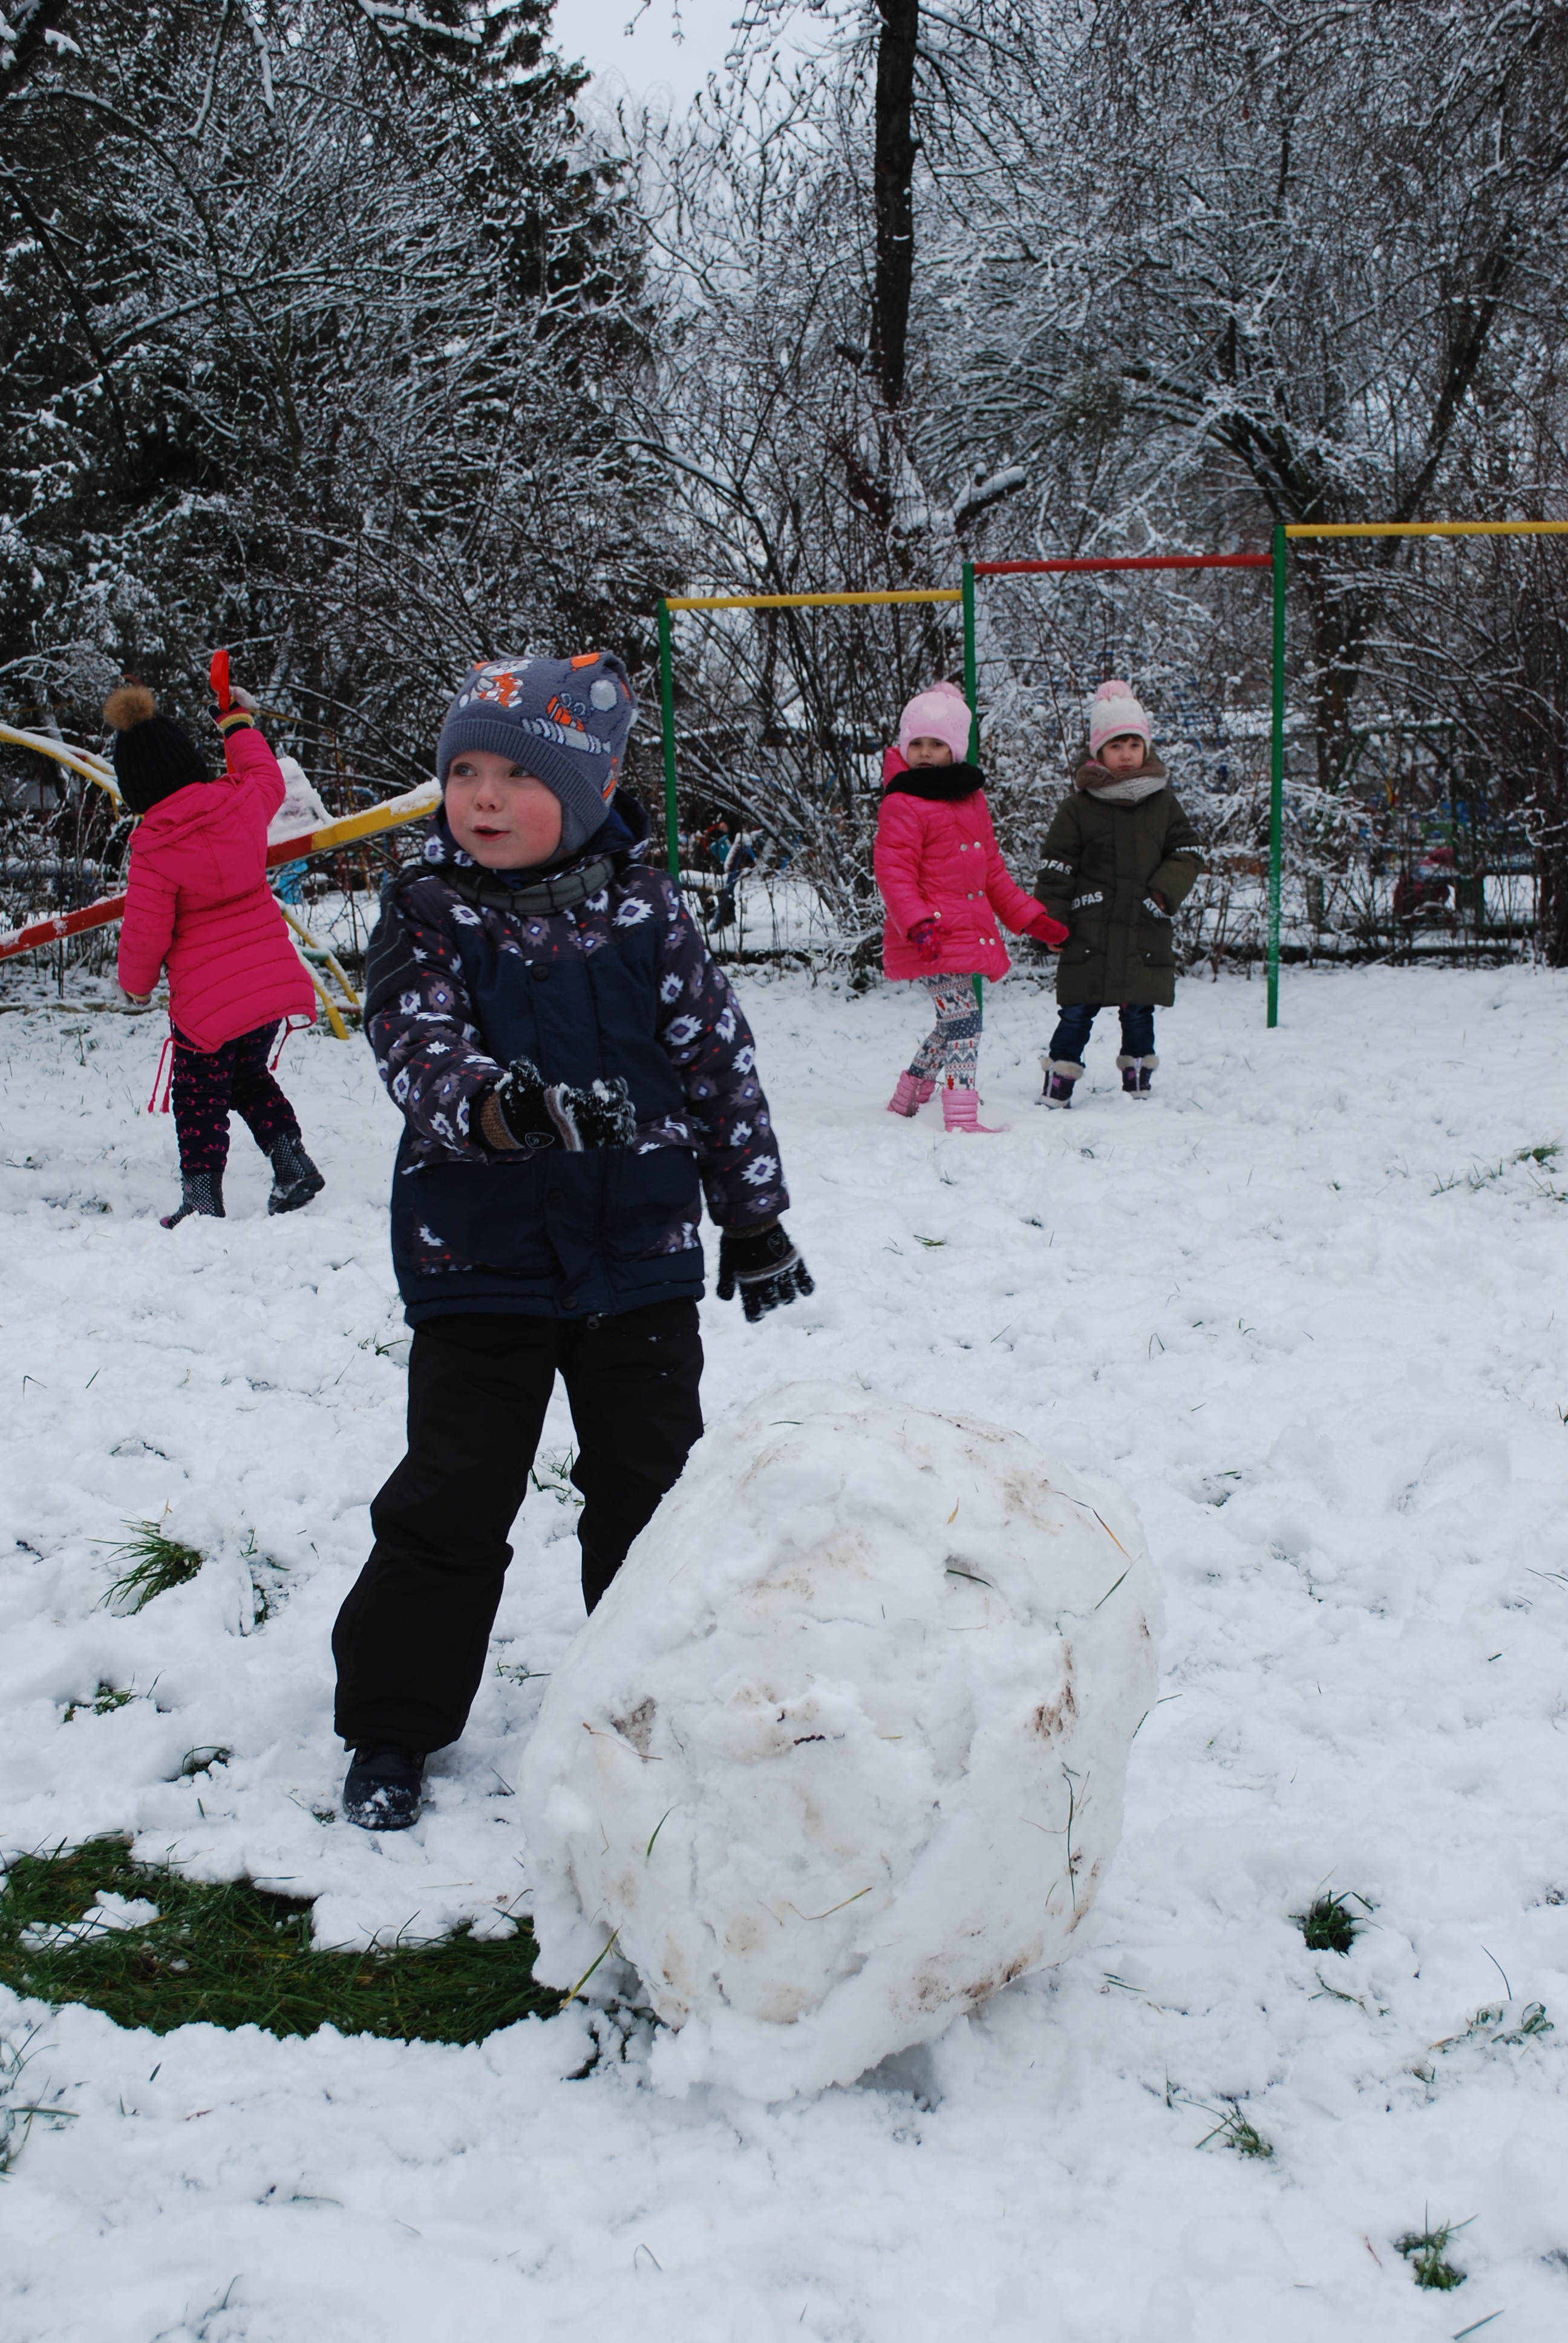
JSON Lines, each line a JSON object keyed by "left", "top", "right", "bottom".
{"left": 364, "top": 795, "right": 789, "bottom": 1323}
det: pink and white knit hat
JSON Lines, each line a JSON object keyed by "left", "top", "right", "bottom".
{"left": 1088, "top": 680, "right": 1151, "bottom": 756}
{"left": 897, "top": 680, "right": 973, "bottom": 764}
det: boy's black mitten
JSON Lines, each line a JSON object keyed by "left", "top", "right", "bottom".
{"left": 716, "top": 1222, "right": 814, "bottom": 1324}
{"left": 491, "top": 1057, "right": 636, "bottom": 1154}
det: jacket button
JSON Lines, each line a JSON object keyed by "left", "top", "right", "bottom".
{"left": 532, "top": 965, "right": 549, "bottom": 983}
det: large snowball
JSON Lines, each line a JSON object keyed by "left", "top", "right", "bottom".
{"left": 523, "top": 1386, "right": 1160, "bottom": 2099}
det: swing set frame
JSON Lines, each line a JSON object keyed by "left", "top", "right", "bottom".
{"left": 655, "top": 523, "right": 1568, "bottom": 1024}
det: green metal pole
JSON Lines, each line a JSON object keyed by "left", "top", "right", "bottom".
{"left": 961, "top": 569, "right": 981, "bottom": 1014}
{"left": 961, "top": 562, "right": 979, "bottom": 761}
{"left": 657, "top": 597, "right": 679, "bottom": 878}
{"left": 1267, "top": 526, "right": 1286, "bottom": 1027}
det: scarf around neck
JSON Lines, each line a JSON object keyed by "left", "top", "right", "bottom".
{"left": 1073, "top": 750, "right": 1168, "bottom": 807}
{"left": 883, "top": 759, "right": 986, "bottom": 802}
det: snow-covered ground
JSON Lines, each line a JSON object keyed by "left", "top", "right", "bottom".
{"left": 1, "top": 960, "right": 1566, "bottom": 2341}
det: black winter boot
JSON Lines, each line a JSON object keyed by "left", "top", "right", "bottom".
{"left": 267, "top": 1131, "right": 325, "bottom": 1214}
{"left": 161, "top": 1171, "right": 225, "bottom": 1228}
{"left": 1119, "top": 1053, "right": 1158, "bottom": 1098}
{"left": 1039, "top": 1057, "right": 1084, "bottom": 1108}
{"left": 344, "top": 1746, "right": 425, "bottom": 1831}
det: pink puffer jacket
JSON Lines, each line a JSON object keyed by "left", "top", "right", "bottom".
{"left": 117, "top": 727, "right": 318, "bottom": 1051}
{"left": 874, "top": 755, "right": 1045, "bottom": 981}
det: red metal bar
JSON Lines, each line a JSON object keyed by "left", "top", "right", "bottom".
{"left": 973, "top": 553, "right": 1272, "bottom": 577}
{"left": 0, "top": 787, "right": 440, "bottom": 965}
{"left": 0, "top": 824, "right": 335, "bottom": 963}
{"left": 0, "top": 891, "right": 129, "bottom": 963}
{"left": 0, "top": 822, "right": 352, "bottom": 962}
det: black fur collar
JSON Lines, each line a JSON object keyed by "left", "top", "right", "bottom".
{"left": 883, "top": 761, "right": 986, "bottom": 802}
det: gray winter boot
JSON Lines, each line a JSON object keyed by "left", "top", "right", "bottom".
{"left": 1118, "top": 1053, "right": 1159, "bottom": 1098}
{"left": 162, "top": 1171, "right": 225, "bottom": 1229}
{"left": 1040, "top": 1057, "right": 1085, "bottom": 1107}
{"left": 267, "top": 1131, "right": 325, "bottom": 1215}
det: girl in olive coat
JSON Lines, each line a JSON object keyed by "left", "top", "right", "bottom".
{"left": 1033, "top": 682, "right": 1201, "bottom": 1105}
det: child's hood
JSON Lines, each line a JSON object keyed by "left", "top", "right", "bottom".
{"left": 130, "top": 774, "right": 237, "bottom": 845}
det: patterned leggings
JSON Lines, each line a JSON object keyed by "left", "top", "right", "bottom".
{"left": 907, "top": 974, "right": 983, "bottom": 1091}
{"left": 172, "top": 1023, "right": 299, "bottom": 1180}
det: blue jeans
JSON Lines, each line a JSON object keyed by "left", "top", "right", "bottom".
{"left": 1048, "top": 1002, "right": 1155, "bottom": 1063}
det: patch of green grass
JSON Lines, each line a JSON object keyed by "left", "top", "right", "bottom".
{"left": 238, "top": 1528, "right": 287, "bottom": 1627}
{"left": 62, "top": 1682, "right": 138, "bottom": 1722}
{"left": 1436, "top": 2001, "right": 1553, "bottom": 2053}
{"left": 1197, "top": 2100, "right": 1274, "bottom": 2159}
{"left": 1293, "top": 1889, "right": 1368, "bottom": 1955}
{"left": 529, "top": 1449, "right": 583, "bottom": 1508}
{"left": 102, "top": 1519, "right": 205, "bottom": 1613}
{"left": 0, "top": 1837, "right": 555, "bottom": 2045}
{"left": 1517, "top": 1142, "right": 1563, "bottom": 1166}
{"left": 0, "top": 2027, "right": 76, "bottom": 2175}
{"left": 1394, "top": 2217, "right": 1469, "bottom": 2290}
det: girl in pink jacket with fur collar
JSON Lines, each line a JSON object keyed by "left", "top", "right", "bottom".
{"left": 109, "top": 680, "right": 323, "bottom": 1227}
{"left": 874, "top": 681, "right": 1067, "bottom": 1133}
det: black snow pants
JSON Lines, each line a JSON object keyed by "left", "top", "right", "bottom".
{"left": 332, "top": 1299, "right": 704, "bottom": 1755}
{"left": 171, "top": 1021, "right": 298, "bottom": 1181}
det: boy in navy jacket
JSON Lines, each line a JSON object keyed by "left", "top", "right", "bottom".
{"left": 335, "top": 652, "right": 810, "bottom": 1828}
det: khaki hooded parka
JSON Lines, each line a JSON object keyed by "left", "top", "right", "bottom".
{"left": 1033, "top": 754, "right": 1203, "bottom": 1008}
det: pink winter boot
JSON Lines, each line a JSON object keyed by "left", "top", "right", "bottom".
{"left": 887, "top": 1071, "right": 936, "bottom": 1116}
{"left": 941, "top": 1085, "right": 1006, "bottom": 1134}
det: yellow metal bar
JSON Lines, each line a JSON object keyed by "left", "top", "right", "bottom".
{"left": 276, "top": 901, "right": 362, "bottom": 1013}
{"left": 0, "top": 721, "right": 120, "bottom": 800}
{"left": 268, "top": 781, "right": 440, "bottom": 860}
{"left": 664, "top": 588, "right": 962, "bottom": 612}
{"left": 1, "top": 720, "right": 442, "bottom": 850}
{"left": 1284, "top": 521, "right": 1568, "bottom": 539}
{"left": 320, "top": 949, "right": 360, "bottom": 1010}
{"left": 305, "top": 965, "right": 350, "bottom": 1041}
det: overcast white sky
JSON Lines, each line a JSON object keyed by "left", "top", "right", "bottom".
{"left": 555, "top": 0, "right": 818, "bottom": 111}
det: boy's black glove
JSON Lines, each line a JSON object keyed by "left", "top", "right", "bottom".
{"left": 489, "top": 1057, "right": 636, "bottom": 1153}
{"left": 716, "top": 1222, "right": 814, "bottom": 1323}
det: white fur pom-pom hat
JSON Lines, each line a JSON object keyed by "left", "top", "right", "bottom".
{"left": 1088, "top": 680, "right": 1151, "bottom": 756}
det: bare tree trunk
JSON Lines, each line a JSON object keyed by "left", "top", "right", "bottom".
{"left": 1536, "top": 801, "right": 1568, "bottom": 966}
{"left": 871, "top": 0, "right": 918, "bottom": 410}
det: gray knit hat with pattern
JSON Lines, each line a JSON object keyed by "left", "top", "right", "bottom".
{"left": 436, "top": 651, "right": 638, "bottom": 856}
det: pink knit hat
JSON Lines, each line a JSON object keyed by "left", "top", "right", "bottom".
{"left": 897, "top": 680, "right": 973, "bottom": 764}
{"left": 1088, "top": 680, "right": 1152, "bottom": 757}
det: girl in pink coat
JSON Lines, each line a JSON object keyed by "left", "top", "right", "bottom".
{"left": 109, "top": 681, "right": 323, "bottom": 1227}
{"left": 874, "top": 681, "right": 1067, "bottom": 1132}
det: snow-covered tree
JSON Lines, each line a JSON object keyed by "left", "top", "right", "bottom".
{"left": 0, "top": 0, "right": 665, "bottom": 801}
